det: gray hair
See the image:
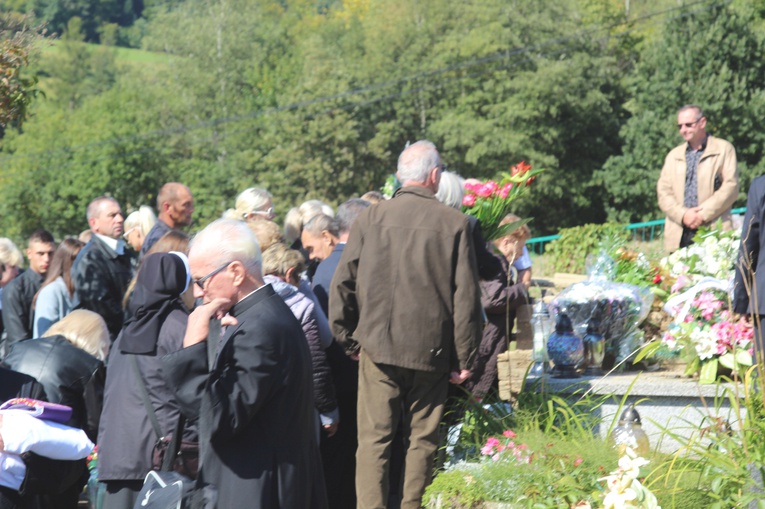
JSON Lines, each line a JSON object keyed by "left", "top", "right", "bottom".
{"left": 284, "top": 200, "right": 335, "bottom": 244}
{"left": 190, "top": 219, "right": 262, "bottom": 276}
{"left": 435, "top": 171, "right": 465, "bottom": 210}
{"left": 86, "top": 196, "right": 119, "bottom": 221}
{"left": 337, "top": 199, "right": 370, "bottom": 234}
{"left": 303, "top": 213, "right": 340, "bottom": 238}
{"left": 397, "top": 140, "right": 441, "bottom": 184}
{"left": 678, "top": 104, "right": 704, "bottom": 119}
{"left": 223, "top": 187, "right": 273, "bottom": 220}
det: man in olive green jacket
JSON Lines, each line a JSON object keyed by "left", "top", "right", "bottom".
{"left": 329, "top": 140, "right": 482, "bottom": 509}
{"left": 657, "top": 104, "right": 739, "bottom": 252}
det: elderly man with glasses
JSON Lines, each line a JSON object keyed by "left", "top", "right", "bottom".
{"left": 657, "top": 104, "right": 739, "bottom": 252}
{"left": 162, "top": 219, "right": 328, "bottom": 509}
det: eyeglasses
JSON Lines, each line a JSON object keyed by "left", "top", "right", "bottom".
{"left": 193, "top": 262, "right": 231, "bottom": 290}
{"left": 248, "top": 207, "right": 275, "bottom": 219}
{"left": 677, "top": 118, "right": 702, "bottom": 129}
{"left": 122, "top": 226, "right": 137, "bottom": 240}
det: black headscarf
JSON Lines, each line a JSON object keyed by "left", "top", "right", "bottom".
{"left": 120, "top": 252, "right": 190, "bottom": 354}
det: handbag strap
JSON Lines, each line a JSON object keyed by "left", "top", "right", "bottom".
{"left": 129, "top": 354, "right": 188, "bottom": 473}
{"left": 161, "top": 412, "right": 186, "bottom": 472}
{"left": 129, "top": 354, "right": 163, "bottom": 440}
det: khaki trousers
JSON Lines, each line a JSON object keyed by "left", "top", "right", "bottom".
{"left": 356, "top": 354, "right": 448, "bottom": 509}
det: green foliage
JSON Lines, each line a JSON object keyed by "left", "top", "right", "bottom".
{"left": 25, "top": 0, "right": 142, "bottom": 43}
{"left": 0, "top": 14, "right": 46, "bottom": 128}
{"left": 546, "top": 223, "right": 629, "bottom": 274}
{"left": 644, "top": 370, "right": 765, "bottom": 508}
{"left": 4, "top": 0, "right": 765, "bottom": 238}
{"left": 599, "top": 1, "right": 765, "bottom": 223}
{"left": 426, "top": 430, "right": 614, "bottom": 508}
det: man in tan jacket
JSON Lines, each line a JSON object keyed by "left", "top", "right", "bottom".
{"left": 657, "top": 104, "right": 739, "bottom": 252}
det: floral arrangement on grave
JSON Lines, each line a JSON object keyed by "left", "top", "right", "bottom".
{"left": 551, "top": 279, "right": 652, "bottom": 372}
{"left": 660, "top": 223, "right": 740, "bottom": 297}
{"left": 638, "top": 288, "right": 753, "bottom": 384}
{"left": 593, "top": 236, "right": 670, "bottom": 300}
{"left": 461, "top": 161, "right": 544, "bottom": 241}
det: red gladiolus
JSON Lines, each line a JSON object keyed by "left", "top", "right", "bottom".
{"left": 511, "top": 161, "right": 532, "bottom": 177}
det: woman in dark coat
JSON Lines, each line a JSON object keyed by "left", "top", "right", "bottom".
{"left": 4, "top": 309, "right": 108, "bottom": 442}
{"left": 1, "top": 312, "right": 104, "bottom": 509}
{"left": 96, "top": 252, "right": 194, "bottom": 509}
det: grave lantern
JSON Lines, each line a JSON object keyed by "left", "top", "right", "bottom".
{"left": 528, "top": 297, "right": 552, "bottom": 379}
{"left": 610, "top": 405, "right": 650, "bottom": 457}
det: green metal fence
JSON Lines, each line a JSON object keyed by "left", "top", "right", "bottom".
{"left": 526, "top": 207, "right": 747, "bottom": 255}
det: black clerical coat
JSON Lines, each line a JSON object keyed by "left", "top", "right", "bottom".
{"left": 162, "top": 284, "right": 327, "bottom": 509}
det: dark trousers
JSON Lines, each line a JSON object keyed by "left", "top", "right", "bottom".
{"left": 321, "top": 389, "right": 358, "bottom": 509}
{"left": 355, "top": 354, "right": 448, "bottom": 509}
{"left": 101, "top": 480, "right": 143, "bottom": 509}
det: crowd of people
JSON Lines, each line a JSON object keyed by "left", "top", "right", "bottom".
{"left": 0, "top": 141, "right": 533, "bottom": 509}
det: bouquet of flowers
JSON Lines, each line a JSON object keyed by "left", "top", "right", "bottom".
{"left": 551, "top": 280, "right": 653, "bottom": 369}
{"left": 659, "top": 288, "right": 752, "bottom": 383}
{"left": 461, "top": 161, "right": 543, "bottom": 240}
{"left": 660, "top": 224, "right": 740, "bottom": 296}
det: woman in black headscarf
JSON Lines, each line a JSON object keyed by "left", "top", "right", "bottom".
{"left": 96, "top": 252, "right": 195, "bottom": 509}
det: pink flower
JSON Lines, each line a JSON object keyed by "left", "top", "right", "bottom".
{"left": 492, "top": 453, "right": 501, "bottom": 462}
{"left": 499, "top": 183, "right": 513, "bottom": 199}
{"left": 574, "top": 457, "right": 584, "bottom": 467}
{"left": 463, "top": 181, "right": 479, "bottom": 193}
{"left": 480, "top": 445, "right": 494, "bottom": 455}
{"left": 462, "top": 194, "right": 476, "bottom": 207}
{"left": 672, "top": 275, "right": 690, "bottom": 293}
{"left": 486, "top": 437, "right": 500, "bottom": 447}
{"left": 502, "top": 430, "right": 516, "bottom": 438}
{"left": 475, "top": 184, "right": 493, "bottom": 198}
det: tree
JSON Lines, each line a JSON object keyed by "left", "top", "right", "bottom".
{"left": 599, "top": 1, "right": 765, "bottom": 223}
{"left": 0, "top": 14, "right": 45, "bottom": 129}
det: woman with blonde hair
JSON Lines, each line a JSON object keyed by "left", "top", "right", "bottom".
{"left": 493, "top": 213, "right": 533, "bottom": 289}
{"left": 33, "top": 237, "right": 85, "bottom": 337}
{"left": 0, "top": 238, "right": 23, "bottom": 340}
{"left": 223, "top": 187, "right": 275, "bottom": 222}
{"left": 122, "top": 206, "right": 157, "bottom": 253}
{"left": 5, "top": 310, "right": 109, "bottom": 441}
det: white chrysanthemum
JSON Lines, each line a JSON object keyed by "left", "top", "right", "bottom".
{"left": 692, "top": 329, "right": 717, "bottom": 360}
